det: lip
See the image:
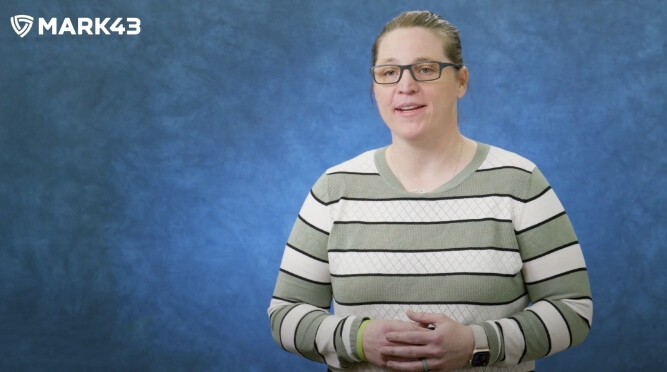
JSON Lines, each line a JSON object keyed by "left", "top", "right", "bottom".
{"left": 394, "top": 103, "right": 426, "bottom": 114}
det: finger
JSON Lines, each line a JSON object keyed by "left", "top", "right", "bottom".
{"left": 381, "top": 344, "right": 425, "bottom": 359}
{"left": 385, "top": 330, "right": 432, "bottom": 345}
{"left": 386, "top": 359, "right": 430, "bottom": 372}
{"left": 406, "top": 310, "right": 449, "bottom": 325}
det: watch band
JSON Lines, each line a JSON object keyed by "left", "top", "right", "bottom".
{"left": 470, "top": 324, "right": 488, "bottom": 349}
{"left": 469, "top": 324, "right": 491, "bottom": 367}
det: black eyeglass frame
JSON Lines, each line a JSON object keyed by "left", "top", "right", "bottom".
{"left": 370, "top": 61, "right": 463, "bottom": 84}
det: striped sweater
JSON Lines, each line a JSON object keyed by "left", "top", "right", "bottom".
{"left": 269, "top": 143, "right": 593, "bottom": 371}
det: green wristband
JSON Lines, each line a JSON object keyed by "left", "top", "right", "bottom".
{"left": 357, "top": 319, "right": 370, "bottom": 362}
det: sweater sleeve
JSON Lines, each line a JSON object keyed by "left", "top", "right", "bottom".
{"left": 268, "top": 174, "right": 366, "bottom": 368}
{"left": 475, "top": 167, "right": 593, "bottom": 366}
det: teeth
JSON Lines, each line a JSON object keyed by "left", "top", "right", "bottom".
{"left": 400, "top": 105, "right": 420, "bottom": 111}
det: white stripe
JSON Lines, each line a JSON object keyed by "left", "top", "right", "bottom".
{"left": 478, "top": 146, "right": 536, "bottom": 172}
{"left": 281, "top": 245, "right": 331, "bottom": 283}
{"left": 333, "top": 295, "right": 529, "bottom": 324}
{"left": 495, "top": 318, "right": 526, "bottom": 365}
{"left": 329, "top": 250, "right": 522, "bottom": 276}
{"left": 316, "top": 315, "right": 345, "bottom": 367}
{"left": 561, "top": 298, "right": 594, "bottom": 325}
{"left": 333, "top": 196, "right": 514, "bottom": 223}
{"left": 280, "top": 304, "right": 322, "bottom": 355}
{"left": 515, "top": 189, "right": 564, "bottom": 232}
{"left": 299, "top": 192, "right": 333, "bottom": 233}
{"left": 268, "top": 298, "right": 291, "bottom": 317}
{"left": 523, "top": 244, "right": 586, "bottom": 283}
{"left": 529, "top": 301, "right": 570, "bottom": 355}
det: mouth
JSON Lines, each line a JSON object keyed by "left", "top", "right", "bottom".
{"left": 395, "top": 104, "right": 426, "bottom": 112}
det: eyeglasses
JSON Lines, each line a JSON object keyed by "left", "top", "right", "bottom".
{"left": 370, "top": 61, "right": 463, "bottom": 84}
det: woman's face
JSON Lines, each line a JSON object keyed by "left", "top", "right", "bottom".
{"left": 373, "top": 27, "right": 468, "bottom": 143}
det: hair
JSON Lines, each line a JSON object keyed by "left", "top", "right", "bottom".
{"left": 371, "top": 10, "right": 464, "bottom": 67}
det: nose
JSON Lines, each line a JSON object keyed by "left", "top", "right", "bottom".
{"left": 396, "top": 68, "right": 418, "bottom": 93}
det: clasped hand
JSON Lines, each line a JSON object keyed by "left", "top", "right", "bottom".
{"left": 362, "top": 310, "right": 474, "bottom": 372}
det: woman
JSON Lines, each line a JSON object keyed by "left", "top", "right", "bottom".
{"left": 269, "top": 10, "right": 592, "bottom": 372}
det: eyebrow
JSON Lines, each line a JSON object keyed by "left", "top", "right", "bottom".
{"left": 376, "top": 57, "right": 435, "bottom": 65}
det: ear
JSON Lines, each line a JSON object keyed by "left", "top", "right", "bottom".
{"left": 457, "top": 66, "right": 469, "bottom": 98}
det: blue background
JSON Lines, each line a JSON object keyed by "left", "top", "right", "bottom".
{"left": 1, "top": 0, "right": 665, "bottom": 371}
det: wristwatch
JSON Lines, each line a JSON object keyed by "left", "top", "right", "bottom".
{"left": 469, "top": 325, "right": 491, "bottom": 367}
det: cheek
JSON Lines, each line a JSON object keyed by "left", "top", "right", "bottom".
{"left": 373, "top": 90, "right": 394, "bottom": 113}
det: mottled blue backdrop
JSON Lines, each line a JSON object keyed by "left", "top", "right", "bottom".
{"left": 1, "top": 0, "right": 665, "bottom": 371}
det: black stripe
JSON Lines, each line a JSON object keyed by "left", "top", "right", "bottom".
{"left": 334, "top": 292, "right": 528, "bottom": 307}
{"left": 332, "top": 320, "right": 340, "bottom": 355}
{"left": 334, "top": 193, "right": 533, "bottom": 203}
{"left": 578, "top": 314, "right": 592, "bottom": 329}
{"left": 272, "top": 296, "right": 297, "bottom": 304}
{"left": 279, "top": 305, "right": 303, "bottom": 352}
{"left": 310, "top": 190, "right": 339, "bottom": 207}
{"left": 339, "top": 317, "right": 347, "bottom": 338}
{"left": 298, "top": 214, "right": 330, "bottom": 236}
{"left": 524, "top": 185, "right": 552, "bottom": 203}
{"left": 476, "top": 165, "right": 532, "bottom": 174}
{"left": 568, "top": 295, "right": 593, "bottom": 301}
{"left": 330, "top": 271, "right": 518, "bottom": 279}
{"left": 287, "top": 243, "right": 329, "bottom": 263}
{"left": 327, "top": 171, "right": 381, "bottom": 176}
{"left": 334, "top": 217, "right": 513, "bottom": 226}
{"left": 546, "top": 299, "right": 573, "bottom": 349}
{"left": 562, "top": 297, "right": 594, "bottom": 329}
{"left": 525, "top": 268, "right": 588, "bottom": 285}
{"left": 515, "top": 211, "right": 567, "bottom": 235}
{"left": 272, "top": 296, "right": 330, "bottom": 310}
{"left": 495, "top": 321, "right": 506, "bottom": 362}
{"left": 527, "top": 308, "right": 552, "bottom": 357}
{"left": 279, "top": 268, "right": 330, "bottom": 285}
{"left": 309, "top": 185, "right": 548, "bottom": 206}
{"left": 294, "top": 309, "right": 323, "bottom": 358}
{"left": 509, "top": 317, "right": 527, "bottom": 364}
{"left": 522, "top": 241, "right": 579, "bottom": 263}
{"left": 328, "top": 246, "right": 519, "bottom": 254}
{"left": 313, "top": 321, "right": 327, "bottom": 363}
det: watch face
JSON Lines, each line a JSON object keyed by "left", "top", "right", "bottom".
{"left": 471, "top": 350, "right": 490, "bottom": 367}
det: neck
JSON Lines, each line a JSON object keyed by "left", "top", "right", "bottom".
{"left": 387, "top": 132, "right": 467, "bottom": 193}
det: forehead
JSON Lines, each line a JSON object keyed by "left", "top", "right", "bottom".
{"left": 376, "top": 27, "right": 446, "bottom": 63}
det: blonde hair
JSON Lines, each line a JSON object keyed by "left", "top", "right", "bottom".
{"left": 371, "top": 10, "right": 464, "bottom": 67}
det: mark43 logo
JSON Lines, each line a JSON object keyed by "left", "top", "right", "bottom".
{"left": 11, "top": 16, "right": 141, "bottom": 37}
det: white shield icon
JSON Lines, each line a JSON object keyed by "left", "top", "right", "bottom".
{"left": 11, "top": 15, "right": 34, "bottom": 38}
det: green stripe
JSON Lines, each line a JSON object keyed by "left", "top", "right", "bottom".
{"left": 287, "top": 218, "right": 330, "bottom": 262}
{"left": 551, "top": 300, "right": 589, "bottom": 347}
{"left": 295, "top": 310, "right": 329, "bottom": 362}
{"left": 526, "top": 270, "right": 592, "bottom": 298}
{"left": 332, "top": 274, "right": 526, "bottom": 305}
{"left": 323, "top": 169, "right": 535, "bottom": 201}
{"left": 273, "top": 271, "right": 332, "bottom": 308}
{"left": 525, "top": 168, "right": 551, "bottom": 200}
{"left": 329, "top": 220, "right": 518, "bottom": 251}
{"left": 514, "top": 310, "right": 550, "bottom": 359}
{"left": 517, "top": 213, "right": 579, "bottom": 260}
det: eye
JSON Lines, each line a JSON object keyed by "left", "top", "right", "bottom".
{"left": 379, "top": 67, "right": 399, "bottom": 77}
{"left": 414, "top": 63, "right": 439, "bottom": 76}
